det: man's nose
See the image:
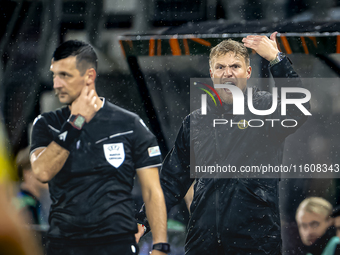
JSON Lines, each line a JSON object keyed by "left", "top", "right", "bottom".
{"left": 306, "top": 227, "right": 316, "bottom": 236}
{"left": 224, "top": 66, "right": 233, "bottom": 77}
{"left": 53, "top": 76, "right": 62, "bottom": 89}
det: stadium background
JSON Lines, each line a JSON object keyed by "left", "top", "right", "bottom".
{"left": 1, "top": 0, "right": 340, "bottom": 254}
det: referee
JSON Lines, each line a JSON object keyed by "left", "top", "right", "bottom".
{"left": 30, "top": 40, "right": 169, "bottom": 255}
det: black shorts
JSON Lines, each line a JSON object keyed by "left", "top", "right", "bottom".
{"left": 46, "top": 234, "right": 139, "bottom": 255}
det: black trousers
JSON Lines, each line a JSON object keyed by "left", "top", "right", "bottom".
{"left": 46, "top": 235, "right": 139, "bottom": 255}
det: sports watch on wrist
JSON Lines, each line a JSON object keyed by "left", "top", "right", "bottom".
{"left": 152, "top": 243, "right": 170, "bottom": 253}
{"left": 68, "top": 114, "right": 86, "bottom": 130}
{"left": 269, "top": 52, "right": 285, "bottom": 66}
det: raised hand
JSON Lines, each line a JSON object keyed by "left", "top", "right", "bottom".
{"left": 70, "top": 86, "right": 98, "bottom": 123}
{"left": 242, "top": 32, "right": 280, "bottom": 62}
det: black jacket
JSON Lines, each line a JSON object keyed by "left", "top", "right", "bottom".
{"left": 302, "top": 228, "right": 340, "bottom": 255}
{"left": 138, "top": 58, "right": 310, "bottom": 254}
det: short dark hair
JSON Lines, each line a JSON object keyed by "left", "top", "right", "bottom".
{"left": 53, "top": 40, "right": 97, "bottom": 75}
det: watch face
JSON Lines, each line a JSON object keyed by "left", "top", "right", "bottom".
{"left": 74, "top": 115, "right": 85, "bottom": 128}
{"left": 278, "top": 52, "right": 285, "bottom": 61}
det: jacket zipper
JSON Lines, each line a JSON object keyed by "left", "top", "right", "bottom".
{"left": 214, "top": 120, "right": 222, "bottom": 244}
{"left": 215, "top": 180, "right": 221, "bottom": 244}
{"left": 214, "top": 113, "right": 225, "bottom": 245}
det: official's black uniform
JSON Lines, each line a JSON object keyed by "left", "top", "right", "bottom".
{"left": 138, "top": 57, "right": 310, "bottom": 255}
{"left": 31, "top": 99, "right": 162, "bottom": 255}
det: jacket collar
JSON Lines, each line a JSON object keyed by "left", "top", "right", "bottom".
{"left": 304, "top": 227, "right": 336, "bottom": 255}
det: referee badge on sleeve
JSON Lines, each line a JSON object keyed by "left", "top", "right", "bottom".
{"left": 103, "top": 143, "right": 125, "bottom": 168}
{"left": 148, "top": 146, "right": 161, "bottom": 157}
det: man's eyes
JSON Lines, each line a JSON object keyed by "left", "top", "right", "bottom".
{"left": 52, "top": 73, "right": 69, "bottom": 78}
{"left": 310, "top": 222, "right": 320, "bottom": 228}
{"left": 216, "top": 65, "right": 240, "bottom": 69}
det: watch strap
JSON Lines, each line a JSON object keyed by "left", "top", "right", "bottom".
{"left": 269, "top": 52, "right": 285, "bottom": 67}
{"left": 152, "top": 243, "right": 170, "bottom": 253}
{"left": 53, "top": 121, "right": 82, "bottom": 150}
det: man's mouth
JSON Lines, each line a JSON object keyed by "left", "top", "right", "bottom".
{"left": 223, "top": 81, "right": 236, "bottom": 94}
{"left": 224, "top": 81, "right": 236, "bottom": 86}
{"left": 55, "top": 91, "right": 67, "bottom": 97}
{"left": 307, "top": 237, "right": 317, "bottom": 245}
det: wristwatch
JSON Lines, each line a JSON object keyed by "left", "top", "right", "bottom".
{"left": 68, "top": 114, "right": 86, "bottom": 130}
{"left": 269, "top": 52, "right": 285, "bottom": 66}
{"left": 152, "top": 243, "right": 170, "bottom": 253}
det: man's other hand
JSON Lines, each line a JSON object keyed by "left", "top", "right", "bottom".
{"left": 135, "top": 223, "right": 145, "bottom": 243}
{"left": 242, "top": 32, "right": 280, "bottom": 62}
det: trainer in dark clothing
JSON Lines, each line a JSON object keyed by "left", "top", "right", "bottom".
{"left": 136, "top": 34, "right": 310, "bottom": 254}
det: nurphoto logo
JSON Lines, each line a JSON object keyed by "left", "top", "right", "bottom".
{"left": 195, "top": 81, "right": 312, "bottom": 129}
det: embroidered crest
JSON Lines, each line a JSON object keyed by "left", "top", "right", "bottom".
{"left": 103, "top": 143, "right": 125, "bottom": 168}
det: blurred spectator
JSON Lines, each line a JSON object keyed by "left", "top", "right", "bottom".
{"left": 296, "top": 197, "right": 340, "bottom": 255}
{"left": 0, "top": 115, "right": 43, "bottom": 255}
{"left": 333, "top": 206, "right": 340, "bottom": 238}
{"left": 328, "top": 205, "right": 340, "bottom": 254}
{"left": 15, "top": 146, "right": 51, "bottom": 227}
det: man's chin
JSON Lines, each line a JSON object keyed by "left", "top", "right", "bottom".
{"left": 221, "top": 96, "right": 233, "bottom": 105}
{"left": 304, "top": 239, "right": 317, "bottom": 246}
{"left": 58, "top": 97, "right": 72, "bottom": 105}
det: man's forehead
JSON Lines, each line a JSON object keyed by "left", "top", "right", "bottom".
{"left": 50, "top": 56, "right": 77, "bottom": 71}
{"left": 212, "top": 52, "right": 245, "bottom": 64}
{"left": 297, "top": 210, "right": 325, "bottom": 223}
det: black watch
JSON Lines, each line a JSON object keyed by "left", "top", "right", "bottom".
{"left": 152, "top": 243, "right": 170, "bottom": 253}
{"left": 68, "top": 114, "right": 86, "bottom": 130}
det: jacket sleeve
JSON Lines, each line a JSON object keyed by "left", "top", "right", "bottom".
{"left": 159, "top": 115, "right": 194, "bottom": 214}
{"left": 136, "top": 115, "right": 194, "bottom": 233}
{"left": 267, "top": 57, "right": 311, "bottom": 140}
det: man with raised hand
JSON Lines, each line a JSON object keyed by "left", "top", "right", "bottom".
{"left": 136, "top": 32, "right": 310, "bottom": 254}
{"left": 30, "top": 40, "right": 169, "bottom": 255}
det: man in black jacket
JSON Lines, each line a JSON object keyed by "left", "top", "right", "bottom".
{"left": 137, "top": 32, "right": 310, "bottom": 254}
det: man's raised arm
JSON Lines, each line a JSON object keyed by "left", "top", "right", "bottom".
{"left": 30, "top": 86, "right": 99, "bottom": 183}
{"left": 30, "top": 144, "right": 69, "bottom": 183}
{"left": 243, "top": 32, "right": 310, "bottom": 137}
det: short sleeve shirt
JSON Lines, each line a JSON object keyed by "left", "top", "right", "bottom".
{"left": 30, "top": 99, "right": 162, "bottom": 239}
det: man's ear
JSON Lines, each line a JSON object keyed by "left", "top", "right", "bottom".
{"left": 210, "top": 69, "right": 215, "bottom": 81}
{"left": 85, "top": 68, "right": 96, "bottom": 85}
{"left": 247, "top": 66, "right": 252, "bottom": 79}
